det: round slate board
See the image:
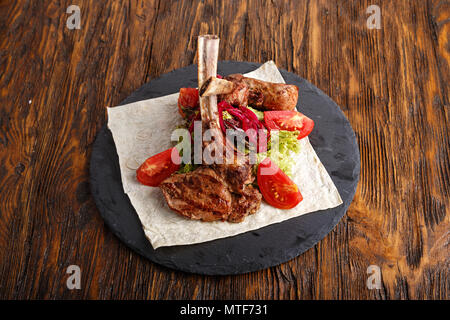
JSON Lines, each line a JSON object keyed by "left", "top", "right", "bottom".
{"left": 90, "top": 61, "right": 360, "bottom": 275}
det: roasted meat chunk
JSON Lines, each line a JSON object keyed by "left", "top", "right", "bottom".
{"left": 216, "top": 74, "right": 299, "bottom": 111}
{"left": 228, "top": 185, "right": 262, "bottom": 222}
{"left": 160, "top": 166, "right": 261, "bottom": 222}
{"left": 212, "top": 160, "right": 254, "bottom": 193}
{"left": 160, "top": 167, "right": 232, "bottom": 221}
{"left": 218, "top": 74, "right": 250, "bottom": 107}
{"left": 243, "top": 76, "right": 299, "bottom": 111}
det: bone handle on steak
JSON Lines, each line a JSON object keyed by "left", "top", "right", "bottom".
{"left": 197, "top": 35, "right": 228, "bottom": 163}
{"left": 197, "top": 35, "right": 221, "bottom": 131}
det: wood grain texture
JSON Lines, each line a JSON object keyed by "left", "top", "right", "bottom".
{"left": 0, "top": 0, "right": 448, "bottom": 299}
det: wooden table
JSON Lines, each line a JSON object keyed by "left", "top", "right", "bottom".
{"left": 0, "top": 0, "right": 448, "bottom": 300}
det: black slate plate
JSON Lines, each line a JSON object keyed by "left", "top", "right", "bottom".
{"left": 89, "top": 61, "right": 360, "bottom": 275}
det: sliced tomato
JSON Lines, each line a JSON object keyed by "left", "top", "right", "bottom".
{"left": 257, "top": 158, "right": 303, "bottom": 209}
{"left": 264, "top": 110, "right": 314, "bottom": 140}
{"left": 136, "top": 148, "right": 181, "bottom": 187}
{"left": 178, "top": 88, "right": 199, "bottom": 118}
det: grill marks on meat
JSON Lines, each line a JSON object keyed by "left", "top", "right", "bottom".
{"left": 229, "top": 186, "right": 262, "bottom": 222}
{"left": 160, "top": 166, "right": 261, "bottom": 222}
{"left": 160, "top": 168, "right": 232, "bottom": 221}
{"left": 219, "top": 74, "right": 299, "bottom": 111}
{"left": 212, "top": 161, "right": 253, "bottom": 193}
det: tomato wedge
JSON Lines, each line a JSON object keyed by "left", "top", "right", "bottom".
{"left": 257, "top": 158, "right": 303, "bottom": 209}
{"left": 136, "top": 148, "right": 181, "bottom": 187}
{"left": 264, "top": 110, "right": 314, "bottom": 140}
{"left": 178, "top": 88, "right": 199, "bottom": 118}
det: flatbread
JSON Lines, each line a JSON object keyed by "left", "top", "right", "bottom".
{"left": 107, "top": 61, "right": 342, "bottom": 248}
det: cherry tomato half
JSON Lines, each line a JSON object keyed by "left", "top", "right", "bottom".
{"left": 264, "top": 110, "right": 314, "bottom": 140}
{"left": 136, "top": 148, "right": 181, "bottom": 187}
{"left": 257, "top": 158, "right": 303, "bottom": 209}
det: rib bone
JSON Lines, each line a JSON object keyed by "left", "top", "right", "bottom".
{"left": 197, "top": 35, "right": 233, "bottom": 164}
{"left": 197, "top": 35, "right": 220, "bottom": 132}
{"left": 197, "top": 35, "right": 245, "bottom": 165}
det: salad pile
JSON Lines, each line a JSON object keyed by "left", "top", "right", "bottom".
{"left": 136, "top": 85, "right": 315, "bottom": 210}
{"left": 177, "top": 87, "right": 314, "bottom": 177}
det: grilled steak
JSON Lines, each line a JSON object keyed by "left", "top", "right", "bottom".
{"left": 160, "top": 165, "right": 261, "bottom": 222}
{"left": 160, "top": 167, "right": 232, "bottom": 222}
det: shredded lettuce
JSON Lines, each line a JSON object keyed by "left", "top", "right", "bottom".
{"left": 255, "top": 130, "right": 300, "bottom": 177}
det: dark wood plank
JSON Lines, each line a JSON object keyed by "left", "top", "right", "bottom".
{"left": 0, "top": 0, "right": 448, "bottom": 299}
